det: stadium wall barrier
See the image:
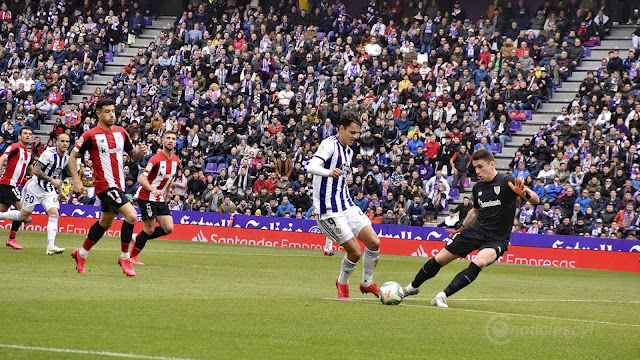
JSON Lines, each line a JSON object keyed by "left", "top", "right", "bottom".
{"left": 26, "top": 204, "right": 640, "bottom": 252}
{"left": 2, "top": 215, "right": 639, "bottom": 273}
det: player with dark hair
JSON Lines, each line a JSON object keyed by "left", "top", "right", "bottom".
{"left": 0, "top": 133, "right": 70, "bottom": 255}
{"left": 68, "top": 97, "right": 148, "bottom": 276}
{"left": 130, "top": 131, "right": 180, "bottom": 265}
{"left": 403, "top": 149, "right": 540, "bottom": 307}
{"left": 0, "top": 127, "right": 34, "bottom": 249}
{"left": 307, "top": 111, "right": 382, "bottom": 300}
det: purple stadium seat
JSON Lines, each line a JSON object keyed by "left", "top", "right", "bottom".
{"left": 105, "top": 52, "right": 114, "bottom": 62}
{"left": 205, "top": 163, "right": 217, "bottom": 174}
{"left": 464, "top": 178, "right": 470, "bottom": 188}
{"left": 490, "top": 143, "right": 501, "bottom": 154}
{"left": 217, "top": 164, "right": 227, "bottom": 173}
{"left": 583, "top": 47, "right": 591, "bottom": 57}
{"left": 144, "top": 16, "right": 152, "bottom": 26}
{"left": 449, "top": 188, "right": 459, "bottom": 200}
{"left": 510, "top": 121, "right": 522, "bottom": 132}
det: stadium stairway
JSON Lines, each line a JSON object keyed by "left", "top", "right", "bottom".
{"left": 428, "top": 24, "right": 633, "bottom": 226}
{"left": 32, "top": 16, "right": 177, "bottom": 138}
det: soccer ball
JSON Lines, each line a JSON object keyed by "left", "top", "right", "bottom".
{"left": 379, "top": 281, "right": 404, "bottom": 305}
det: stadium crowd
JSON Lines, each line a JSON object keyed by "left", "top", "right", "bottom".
{"left": 2, "top": 0, "right": 637, "bottom": 239}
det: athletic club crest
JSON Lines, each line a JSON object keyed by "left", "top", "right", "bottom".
{"left": 494, "top": 186, "right": 501, "bottom": 195}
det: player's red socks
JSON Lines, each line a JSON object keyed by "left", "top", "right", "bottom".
{"left": 131, "top": 246, "right": 142, "bottom": 258}
{"left": 121, "top": 241, "right": 131, "bottom": 253}
{"left": 9, "top": 230, "right": 17, "bottom": 239}
{"left": 82, "top": 239, "right": 97, "bottom": 251}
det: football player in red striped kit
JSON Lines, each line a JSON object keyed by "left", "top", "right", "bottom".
{"left": 68, "top": 98, "right": 147, "bottom": 276}
{"left": 130, "top": 131, "right": 180, "bottom": 265}
{"left": 0, "top": 127, "right": 33, "bottom": 250}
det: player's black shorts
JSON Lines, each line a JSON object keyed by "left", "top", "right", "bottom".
{"left": 444, "top": 233, "right": 509, "bottom": 259}
{"left": 0, "top": 184, "right": 20, "bottom": 206}
{"left": 138, "top": 199, "right": 172, "bottom": 220}
{"left": 97, "top": 188, "right": 129, "bottom": 213}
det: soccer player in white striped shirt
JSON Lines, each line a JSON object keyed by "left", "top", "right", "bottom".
{"left": 306, "top": 112, "right": 381, "bottom": 300}
{"left": 0, "top": 134, "right": 70, "bottom": 254}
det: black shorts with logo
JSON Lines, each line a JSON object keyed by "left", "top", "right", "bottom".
{"left": 138, "top": 199, "right": 172, "bottom": 220}
{"left": 97, "top": 188, "right": 129, "bottom": 213}
{"left": 0, "top": 184, "right": 20, "bottom": 206}
{"left": 444, "top": 233, "right": 509, "bottom": 259}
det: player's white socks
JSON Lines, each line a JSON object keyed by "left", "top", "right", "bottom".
{"left": 338, "top": 255, "right": 357, "bottom": 285}
{"left": 0, "top": 210, "right": 23, "bottom": 221}
{"left": 323, "top": 238, "right": 333, "bottom": 252}
{"left": 361, "top": 248, "right": 379, "bottom": 287}
{"left": 79, "top": 247, "right": 89, "bottom": 258}
{"left": 120, "top": 252, "right": 130, "bottom": 260}
{"left": 405, "top": 284, "right": 419, "bottom": 294}
{"left": 47, "top": 215, "right": 59, "bottom": 248}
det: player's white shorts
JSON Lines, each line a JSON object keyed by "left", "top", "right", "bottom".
{"left": 21, "top": 179, "right": 60, "bottom": 213}
{"left": 316, "top": 206, "right": 372, "bottom": 245}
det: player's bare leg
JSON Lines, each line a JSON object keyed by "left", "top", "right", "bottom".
{"left": 71, "top": 211, "right": 117, "bottom": 273}
{"left": 45, "top": 207, "right": 64, "bottom": 255}
{"left": 404, "top": 248, "right": 458, "bottom": 297}
{"left": 430, "top": 248, "right": 498, "bottom": 308}
{"left": 131, "top": 215, "right": 174, "bottom": 265}
{"left": 355, "top": 225, "right": 381, "bottom": 297}
{"left": 116, "top": 202, "right": 138, "bottom": 276}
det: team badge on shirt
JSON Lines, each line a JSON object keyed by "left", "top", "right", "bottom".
{"left": 494, "top": 186, "right": 500, "bottom": 195}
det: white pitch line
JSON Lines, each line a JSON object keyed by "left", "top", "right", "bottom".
{"left": 90, "top": 248, "right": 419, "bottom": 260}
{"left": 320, "top": 298, "right": 640, "bottom": 328}
{"left": 451, "top": 298, "right": 640, "bottom": 304}
{"left": 0, "top": 343, "right": 198, "bottom": 360}
{"left": 339, "top": 297, "right": 640, "bottom": 304}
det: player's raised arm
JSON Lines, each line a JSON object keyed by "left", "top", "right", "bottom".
{"left": 306, "top": 140, "right": 341, "bottom": 179}
{"left": 446, "top": 207, "right": 478, "bottom": 238}
{"left": 33, "top": 160, "right": 61, "bottom": 188}
{"left": 307, "top": 156, "right": 342, "bottom": 179}
{"left": 138, "top": 163, "right": 163, "bottom": 198}
{"left": 508, "top": 178, "right": 540, "bottom": 205}
{"left": 128, "top": 142, "right": 148, "bottom": 161}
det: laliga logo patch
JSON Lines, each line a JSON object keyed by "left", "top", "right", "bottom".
{"left": 308, "top": 226, "right": 323, "bottom": 233}
{"left": 335, "top": 227, "right": 341, "bottom": 234}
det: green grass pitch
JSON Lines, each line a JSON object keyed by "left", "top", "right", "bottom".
{"left": 0, "top": 230, "right": 639, "bottom": 359}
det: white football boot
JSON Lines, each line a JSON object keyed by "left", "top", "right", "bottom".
{"left": 430, "top": 291, "right": 449, "bottom": 308}
{"left": 46, "top": 246, "right": 65, "bottom": 255}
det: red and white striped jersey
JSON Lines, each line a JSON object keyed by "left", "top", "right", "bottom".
{"left": 136, "top": 151, "right": 181, "bottom": 202}
{"left": 0, "top": 143, "right": 32, "bottom": 187}
{"left": 73, "top": 125, "right": 134, "bottom": 194}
